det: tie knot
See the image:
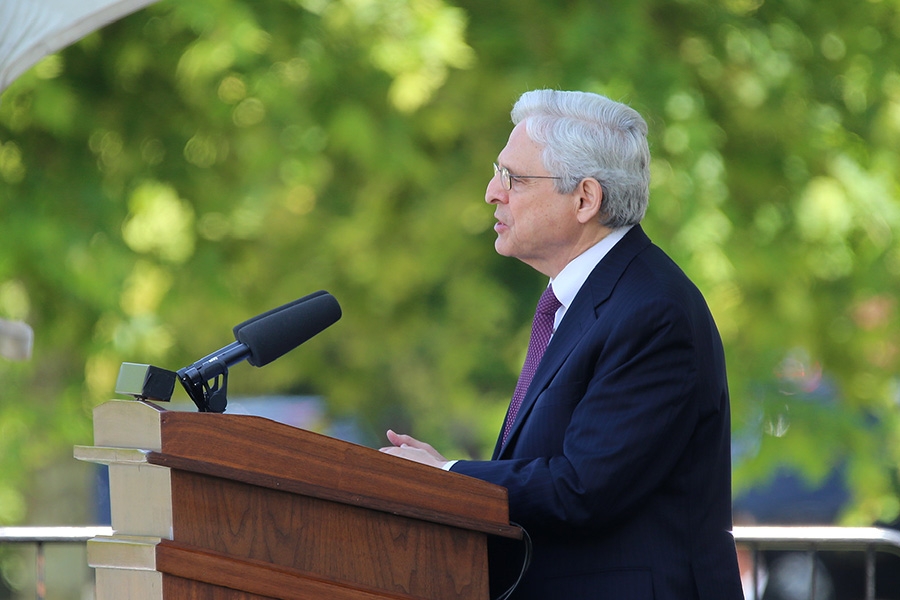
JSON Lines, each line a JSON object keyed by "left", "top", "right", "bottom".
{"left": 537, "top": 286, "right": 562, "bottom": 316}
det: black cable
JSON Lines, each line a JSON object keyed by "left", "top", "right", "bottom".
{"left": 493, "top": 523, "right": 532, "bottom": 600}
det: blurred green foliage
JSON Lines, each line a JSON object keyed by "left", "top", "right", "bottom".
{"left": 1, "top": 0, "right": 899, "bottom": 530}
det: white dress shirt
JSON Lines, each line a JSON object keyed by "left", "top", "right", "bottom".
{"left": 548, "top": 225, "right": 632, "bottom": 331}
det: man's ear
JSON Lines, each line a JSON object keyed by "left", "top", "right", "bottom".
{"left": 575, "top": 177, "right": 603, "bottom": 224}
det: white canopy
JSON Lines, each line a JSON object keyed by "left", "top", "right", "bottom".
{"left": 0, "top": 0, "right": 160, "bottom": 93}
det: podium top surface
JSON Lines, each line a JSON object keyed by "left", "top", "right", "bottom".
{"left": 85, "top": 400, "right": 520, "bottom": 539}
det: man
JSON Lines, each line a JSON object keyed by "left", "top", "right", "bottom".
{"left": 381, "top": 89, "right": 744, "bottom": 599}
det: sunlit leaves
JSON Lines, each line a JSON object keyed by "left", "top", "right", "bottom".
{"left": 315, "top": 0, "right": 475, "bottom": 111}
{"left": 121, "top": 181, "right": 195, "bottom": 263}
{"left": 0, "top": 281, "right": 30, "bottom": 320}
{"left": 0, "top": 140, "right": 24, "bottom": 183}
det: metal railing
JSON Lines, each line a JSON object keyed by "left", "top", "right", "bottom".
{"left": 2, "top": 525, "right": 899, "bottom": 599}
{"left": 734, "top": 526, "right": 900, "bottom": 600}
{"left": 0, "top": 526, "right": 112, "bottom": 600}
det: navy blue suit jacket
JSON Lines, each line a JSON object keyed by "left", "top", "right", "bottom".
{"left": 452, "top": 226, "right": 744, "bottom": 599}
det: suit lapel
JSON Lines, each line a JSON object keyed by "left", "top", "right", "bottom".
{"left": 495, "top": 225, "right": 653, "bottom": 458}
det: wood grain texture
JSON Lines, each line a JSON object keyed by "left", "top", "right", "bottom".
{"left": 147, "top": 409, "right": 520, "bottom": 539}
{"left": 157, "top": 539, "right": 430, "bottom": 600}
{"left": 165, "top": 470, "right": 489, "bottom": 599}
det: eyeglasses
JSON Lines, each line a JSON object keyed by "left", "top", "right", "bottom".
{"left": 493, "top": 162, "right": 562, "bottom": 190}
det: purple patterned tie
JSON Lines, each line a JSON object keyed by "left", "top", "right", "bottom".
{"left": 502, "top": 285, "right": 562, "bottom": 444}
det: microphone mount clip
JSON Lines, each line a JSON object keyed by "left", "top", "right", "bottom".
{"left": 176, "top": 340, "right": 248, "bottom": 413}
{"left": 177, "top": 361, "right": 229, "bottom": 413}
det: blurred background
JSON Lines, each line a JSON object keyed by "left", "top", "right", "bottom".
{"left": 1, "top": 0, "right": 900, "bottom": 597}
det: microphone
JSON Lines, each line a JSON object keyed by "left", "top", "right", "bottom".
{"left": 0, "top": 318, "right": 33, "bottom": 361}
{"left": 184, "top": 290, "right": 331, "bottom": 375}
{"left": 177, "top": 291, "right": 341, "bottom": 411}
{"left": 231, "top": 290, "right": 329, "bottom": 337}
{"left": 236, "top": 292, "right": 340, "bottom": 367}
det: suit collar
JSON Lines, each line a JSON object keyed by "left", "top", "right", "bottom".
{"left": 494, "top": 225, "right": 653, "bottom": 458}
{"left": 550, "top": 225, "right": 632, "bottom": 315}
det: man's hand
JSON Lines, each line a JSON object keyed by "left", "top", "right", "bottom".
{"left": 379, "top": 430, "right": 449, "bottom": 469}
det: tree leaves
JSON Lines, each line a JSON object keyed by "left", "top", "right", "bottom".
{"left": 1, "top": 0, "right": 899, "bottom": 529}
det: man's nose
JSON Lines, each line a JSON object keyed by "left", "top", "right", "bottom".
{"left": 485, "top": 175, "right": 506, "bottom": 204}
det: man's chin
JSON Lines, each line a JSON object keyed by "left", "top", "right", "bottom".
{"left": 494, "top": 239, "right": 513, "bottom": 257}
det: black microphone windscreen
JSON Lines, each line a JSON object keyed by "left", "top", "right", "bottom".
{"left": 232, "top": 290, "right": 329, "bottom": 338}
{"left": 236, "top": 292, "right": 341, "bottom": 367}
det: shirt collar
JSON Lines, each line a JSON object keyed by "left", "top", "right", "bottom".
{"left": 550, "top": 225, "right": 632, "bottom": 315}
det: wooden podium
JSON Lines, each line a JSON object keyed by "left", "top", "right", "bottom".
{"left": 74, "top": 400, "right": 521, "bottom": 600}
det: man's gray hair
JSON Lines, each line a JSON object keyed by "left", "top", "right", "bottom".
{"left": 511, "top": 89, "right": 651, "bottom": 228}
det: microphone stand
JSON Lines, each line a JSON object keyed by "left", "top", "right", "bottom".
{"left": 176, "top": 341, "right": 249, "bottom": 413}
{"left": 176, "top": 361, "right": 228, "bottom": 413}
